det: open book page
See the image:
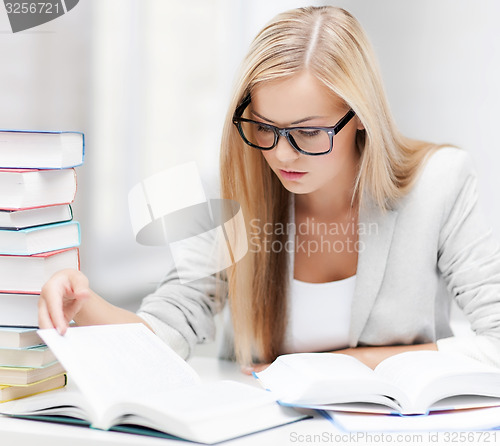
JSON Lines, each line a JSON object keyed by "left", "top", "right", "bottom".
{"left": 107, "top": 380, "right": 303, "bottom": 444}
{"left": 0, "top": 354, "right": 307, "bottom": 444}
{"left": 38, "top": 324, "right": 200, "bottom": 427}
{"left": 256, "top": 353, "right": 406, "bottom": 407}
{"left": 0, "top": 380, "right": 93, "bottom": 420}
{"left": 374, "top": 351, "right": 500, "bottom": 413}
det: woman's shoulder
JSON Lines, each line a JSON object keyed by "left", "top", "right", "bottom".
{"left": 397, "top": 146, "right": 478, "bottom": 214}
{"left": 413, "top": 146, "right": 476, "bottom": 196}
{"left": 421, "top": 146, "right": 473, "bottom": 177}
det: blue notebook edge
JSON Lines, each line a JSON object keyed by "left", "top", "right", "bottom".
{"left": 0, "top": 221, "right": 81, "bottom": 255}
{"left": 5, "top": 220, "right": 80, "bottom": 234}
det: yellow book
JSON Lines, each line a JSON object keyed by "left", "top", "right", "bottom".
{"left": 0, "top": 361, "right": 65, "bottom": 386}
{"left": 0, "top": 373, "right": 66, "bottom": 403}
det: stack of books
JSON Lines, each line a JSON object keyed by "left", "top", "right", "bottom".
{"left": 0, "top": 129, "right": 84, "bottom": 324}
{"left": 0, "top": 327, "right": 66, "bottom": 403}
{"left": 0, "top": 129, "right": 85, "bottom": 402}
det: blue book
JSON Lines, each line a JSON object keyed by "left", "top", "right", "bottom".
{"left": 0, "top": 221, "right": 80, "bottom": 255}
{"left": 0, "top": 345, "right": 55, "bottom": 368}
{"left": 0, "top": 130, "right": 84, "bottom": 169}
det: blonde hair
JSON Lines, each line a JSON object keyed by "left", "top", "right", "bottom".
{"left": 219, "top": 6, "right": 442, "bottom": 365}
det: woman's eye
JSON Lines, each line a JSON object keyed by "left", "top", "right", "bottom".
{"left": 298, "top": 129, "right": 321, "bottom": 138}
{"left": 256, "top": 124, "right": 273, "bottom": 133}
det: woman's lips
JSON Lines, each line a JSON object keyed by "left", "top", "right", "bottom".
{"left": 279, "top": 169, "right": 307, "bottom": 181}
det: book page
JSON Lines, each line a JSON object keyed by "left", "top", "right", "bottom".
{"left": 0, "top": 382, "right": 90, "bottom": 420}
{"left": 256, "top": 353, "right": 405, "bottom": 406}
{"left": 111, "top": 381, "right": 305, "bottom": 444}
{"left": 374, "top": 351, "right": 500, "bottom": 412}
{"left": 38, "top": 324, "right": 200, "bottom": 425}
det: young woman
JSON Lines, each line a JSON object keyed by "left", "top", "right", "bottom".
{"left": 39, "top": 6, "right": 500, "bottom": 372}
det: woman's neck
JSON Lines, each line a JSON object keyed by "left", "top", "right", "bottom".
{"left": 294, "top": 154, "right": 359, "bottom": 221}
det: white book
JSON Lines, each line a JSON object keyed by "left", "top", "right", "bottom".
{"left": 0, "top": 327, "right": 42, "bottom": 348}
{"left": 0, "top": 221, "right": 80, "bottom": 255}
{"left": 0, "top": 360, "right": 65, "bottom": 385}
{"left": 0, "top": 344, "right": 55, "bottom": 368}
{"left": 0, "top": 205, "right": 73, "bottom": 230}
{"left": 0, "top": 248, "right": 79, "bottom": 293}
{"left": 0, "top": 130, "right": 84, "bottom": 169}
{"left": 0, "top": 293, "right": 39, "bottom": 327}
{"left": 255, "top": 351, "right": 500, "bottom": 415}
{"left": 0, "top": 324, "right": 306, "bottom": 443}
{"left": 0, "top": 374, "right": 66, "bottom": 404}
{"left": 0, "top": 169, "right": 76, "bottom": 210}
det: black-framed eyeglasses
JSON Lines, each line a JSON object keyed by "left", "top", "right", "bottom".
{"left": 232, "top": 95, "right": 356, "bottom": 156}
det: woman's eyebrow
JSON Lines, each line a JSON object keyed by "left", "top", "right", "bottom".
{"left": 251, "top": 110, "right": 323, "bottom": 125}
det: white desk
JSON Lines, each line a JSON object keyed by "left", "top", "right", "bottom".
{"left": 0, "top": 357, "right": 336, "bottom": 446}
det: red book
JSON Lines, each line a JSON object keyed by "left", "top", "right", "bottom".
{"left": 0, "top": 247, "right": 80, "bottom": 294}
{"left": 0, "top": 169, "right": 77, "bottom": 210}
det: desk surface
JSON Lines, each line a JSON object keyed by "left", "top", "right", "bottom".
{"left": 0, "top": 356, "right": 335, "bottom": 446}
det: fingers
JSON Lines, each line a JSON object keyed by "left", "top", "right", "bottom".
{"left": 38, "top": 269, "right": 90, "bottom": 335}
{"left": 240, "top": 366, "right": 253, "bottom": 376}
{"left": 41, "top": 276, "right": 69, "bottom": 335}
{"left": 240, "top": 363, "right": 271, "bottom": 375}
{"left": 68, "top": 270, "right": 90, "bottom": 300}
{"left": 37, "top": 296, "right": 55, "bottom": 330}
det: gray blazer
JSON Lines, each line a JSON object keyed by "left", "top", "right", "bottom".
{"left": 137, "top": 147, "right": 500, "bottom": 366}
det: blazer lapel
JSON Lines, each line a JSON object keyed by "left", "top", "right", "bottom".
{"left": 348, "top": 199, "right": 399, "bottom": 346}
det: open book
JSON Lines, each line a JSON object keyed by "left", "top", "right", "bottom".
{"left": 0, "top": 324, "right": 305, "bottom": 443}
{"left": 255, "top": 351, "right": 500, "bottom": 415}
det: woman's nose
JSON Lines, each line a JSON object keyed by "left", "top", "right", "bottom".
{"left": 273, "top": 134, "right": 300, "bottom": 163}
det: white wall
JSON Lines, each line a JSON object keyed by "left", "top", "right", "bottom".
{"left": 0, "top": 1, "right": 499, "bottom": 315}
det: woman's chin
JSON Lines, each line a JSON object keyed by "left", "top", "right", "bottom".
{"left": 278, "top": 180, "right": 312, "bottom": 194}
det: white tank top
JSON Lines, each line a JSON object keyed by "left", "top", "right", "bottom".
{"left": 282, "top": 275, "right": 356, "bottom": 354}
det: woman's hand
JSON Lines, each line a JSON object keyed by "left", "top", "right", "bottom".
{"left": 38, "top": 269, "right": 91, "bottom": 335}
{"left": 240, "top": 363, "right": 271, "bottom": 375}
{"left": 239, "top": 344, "right": 438, "bottom": 375}
{"left": 333, "top": 343, "right": 438, "bottom": 369}
{"left": 39, "top": 269, "right": 154, "bottom": 336}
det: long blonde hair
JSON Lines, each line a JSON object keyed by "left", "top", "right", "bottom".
{"left": 219, "top": 6, "right": 441, "bottom": 365}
